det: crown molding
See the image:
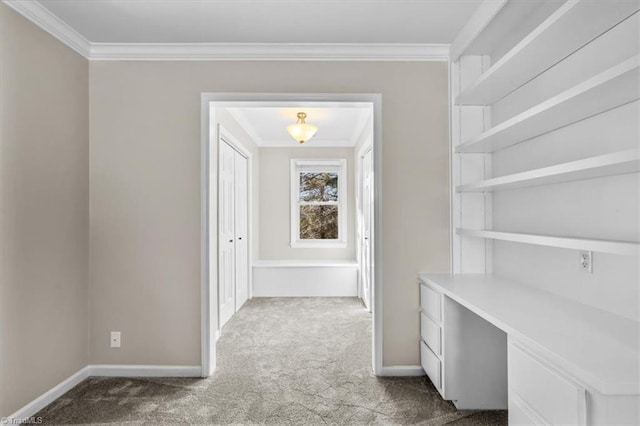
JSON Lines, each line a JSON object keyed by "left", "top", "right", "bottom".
{"left": 2, "top": 0, "right": 91, "bottom": 58}
{"left": 89, "top": 43, "right": 450, "bottom": 61}
{"left": 3, "top": 1, "right": 450, "bottom": 61}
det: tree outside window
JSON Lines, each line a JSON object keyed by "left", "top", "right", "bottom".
{"left": 291, "top": 160, "right": 347, "bottom": 248}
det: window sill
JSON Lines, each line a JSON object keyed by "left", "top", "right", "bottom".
{"left": 290, "top": 241, "right": 347, "bottom": 249}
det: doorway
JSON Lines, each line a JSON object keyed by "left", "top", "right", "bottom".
{"left": 200, "top": 94, "right": 382, "bottom": 377}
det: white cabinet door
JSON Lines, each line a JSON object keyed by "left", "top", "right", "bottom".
{"left": 509, "top": 340, "right": 586, "bottom": 426}
{"left": 360, "top": 148, "right": 373, "bottom": 311}
{"left": 234, "top": 152, "right": 249, "bottom": 311}
{"left": 218, "top": 140, "right": 236, "bottom": 328}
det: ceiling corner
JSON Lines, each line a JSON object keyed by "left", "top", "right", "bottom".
{"left": 3, "top": 0, "right": 91, "bottom": 58}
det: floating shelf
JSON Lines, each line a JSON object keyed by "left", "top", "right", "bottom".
{"left": 450, "top": 0, "right": 558, "bottom": 62}
{"left": 457, "top": 228, "right": 639, "bottom": 256}
{"left": 456, "top": 56, "right": 640, "bottom": 153}
{"left": 449, "top": 0, "right": 562, "bottom": 62}
{"left": 457, "top": 150, "right": 640, "bottom": 192}
{"left": 456, "top": 1, "right": 640, "bottom": 105}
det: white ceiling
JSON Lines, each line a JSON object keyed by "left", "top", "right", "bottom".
{"left": 225, "top": 106, "right": 372, "bottom": 147}
{"left": 37, "top": 0, "right": 481, "bottom": 44}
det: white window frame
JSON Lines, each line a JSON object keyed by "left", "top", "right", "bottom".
{"left": 290, "top": 159, "right": 347, "bottom": 248}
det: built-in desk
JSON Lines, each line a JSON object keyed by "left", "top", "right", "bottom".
{"left": 418, "top": 273, "right": 640, "bottom": 425}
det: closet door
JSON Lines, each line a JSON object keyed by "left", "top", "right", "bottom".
{"left": 218, "top": 140, "right": 236, "bottom": 329}
{"left": 234, "top": 152, "right": 249, "bottom": 311}
{"left": 361, "top": 148, "right": 373, "bottom": 311}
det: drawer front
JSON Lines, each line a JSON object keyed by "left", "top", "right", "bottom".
{"left": 420, "top": 282, "right": 442, "bottom": 322}
{"left": 420, "top": 340, "right": 442, "bottom": 393}
{"left": 420, "top": 312, "right": 442, "bottom": 356}
{"left": 509, "top": 342, "right": 586, "bottom": 426}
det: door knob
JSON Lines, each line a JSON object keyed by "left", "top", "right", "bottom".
{"left": 238, "top": 237, "right": 242, "bottom": 240}
{"left": 229, "top": 239, "right": 233, "bottom": 243}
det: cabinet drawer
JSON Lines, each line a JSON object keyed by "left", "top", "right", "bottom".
{"left": 420, "top": 312, "right": 442, "bottom": 356}
{"left": 420, "top": 340, "right": 442, "bottom": 392}
{"left": 509, "top": 342, "right": 586, "bottom": 426}
{"left": 420, "top": 283, "right": 442, "bottom": 322}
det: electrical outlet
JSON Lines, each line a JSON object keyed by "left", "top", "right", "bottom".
{"left": 110, "top": 331, "right": 121, "bottom": 348}
{"left": 579, "top": 251, "right": 593, "bottom": 273}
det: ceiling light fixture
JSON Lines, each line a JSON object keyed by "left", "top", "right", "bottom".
{"left": 287, "top": 112, "right": 318, "bottom": 144}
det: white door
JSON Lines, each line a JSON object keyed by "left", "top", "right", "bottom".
{"left": 218, "top": 140, "right": 236, "bottom": 328}
{"left": 361, "top": 148, "right": 374, "bottom": 311}
{"left": 234, "top": 153, "right": 249, "bottom": 311}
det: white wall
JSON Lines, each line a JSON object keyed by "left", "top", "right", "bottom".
{"left": 259, "top": 147, "right": 355, "bottom": 261}
{"left": 89, "top": 60, "right": 450, "bottom": 367}
{"left": 0, "top": 4, "right": 89, "bottom": 416}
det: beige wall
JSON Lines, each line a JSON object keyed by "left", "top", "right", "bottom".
{"left": 0, "top": 4, "right": 448, "bottom": 414}
{"left": 259, "top": 147, "right": 355, "bottom": 261}
{"left": 89, "top": 60, "right": 450, "bottom": 367}
{"left": 0, "top": 4, "right": 89, "bottom": 417}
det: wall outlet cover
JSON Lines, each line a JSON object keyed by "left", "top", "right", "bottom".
{"left": 110, "top": 331, "right": 121, "bottom": 348}
{"left": 579, "top": 251, "right": 593, "bottom": 274}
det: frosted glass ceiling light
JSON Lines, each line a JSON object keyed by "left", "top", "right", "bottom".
{"left": 287, "top": 112, "right": 318, "bottom": 144}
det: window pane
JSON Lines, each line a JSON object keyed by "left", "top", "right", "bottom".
{"left": 299, "top": 172, "right": 338, "bottom": 202}
{"left": 300, "top": 205, "right": 338, "bottom": 240}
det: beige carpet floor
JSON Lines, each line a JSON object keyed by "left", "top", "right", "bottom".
{"left": 36, "top": 298, "right": 507, "bottom": 425}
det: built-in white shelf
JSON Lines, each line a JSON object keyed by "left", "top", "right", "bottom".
{"left": 450, "top": 0, "right": 558, "bottom": 62}
{"left": 457, "top": 228, "right": 639, "bottom": 256}
{"left": 456, "top": 1, "right": 640, "bottom": 105}
{"left": 457, "top": 150, "right": 640, "bottom": 192}
{"left": 456, "top": 56, "right": 639, "bottom": 153}
{"left": 418, "top": 273, "right": 639, "bottom": 395}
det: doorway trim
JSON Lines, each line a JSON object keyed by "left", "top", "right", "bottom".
{"left": 200, "top": 93, "right": 383, "bottom": 377}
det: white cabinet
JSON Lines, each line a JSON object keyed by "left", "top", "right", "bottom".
{"left": 419, "top": 340, "right": 441, "bottom": 392}
{"left": 419, "top": 283, "right": 442, "bottom": 322}
{"left": 419, "top": 279, "right": 508, "bottom": 409}
{"left": 418, "top": 273, "right": 640, "bottom": 425}
{"left": 509, "top": 340, "right": 586, "bottom": 426}
{"left": 420, "top": 312, "right": 441, "bottom": 356}
{"left": 508, "top": 338, "right": 640, "bottom": 426}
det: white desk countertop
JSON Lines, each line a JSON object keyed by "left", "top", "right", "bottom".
{"left": 418, "top": 273, "right": 639, "bottom": 396}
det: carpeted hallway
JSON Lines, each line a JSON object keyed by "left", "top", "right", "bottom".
{"left": 36, "top": 298, "right": 507, "bottom": 425}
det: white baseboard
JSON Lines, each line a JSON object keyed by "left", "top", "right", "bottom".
{"left": 253, "top": 261, "right": 358, "bottom": 297}
{"left": 378, "top": 365, "right": 425, "bottom": 377}
{"left": 8, "top": 363, "right": 423, "bottom": 423}
{"left": 7, "top": 366, "right": 90, "bottom": 424}
{"left": 7, "top": 364, "right": 202, "bottom": 423}
{"left": 88, "top": 364, "right": 202, "bottom": 377}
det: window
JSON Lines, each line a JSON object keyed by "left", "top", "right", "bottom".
{"left": 291, "top": 159, "right": 347, "bottom": 248}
